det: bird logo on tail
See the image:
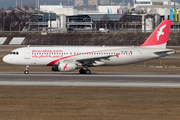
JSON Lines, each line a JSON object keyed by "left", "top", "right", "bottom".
{"left": 156, "top": 24, "right": 166, "bottom": 41}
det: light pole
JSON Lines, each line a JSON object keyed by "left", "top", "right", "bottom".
{"left": 3, "top": 11, "right": 4, "bottom": 31}
{"left": 36, "top": 0, "right": 37, "bottom": 9}
{"left": 21, "top": 0, "right": 22, "bottom": 9}
{"left": 38, "top": 0, "right": 39, "bottom": 9}
{"left": 16, "top": 0, "right": 17, "bottom": 8}
{"left": 10, "top": 23, "right": 11, "bottom": 33}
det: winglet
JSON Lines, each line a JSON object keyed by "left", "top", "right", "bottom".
{"left": 140, "top": 20, "right": 172, "bottom": 48}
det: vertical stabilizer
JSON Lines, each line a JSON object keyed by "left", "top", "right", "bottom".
{"left": 140, "top": 20, "right": 172, "bottom": 48}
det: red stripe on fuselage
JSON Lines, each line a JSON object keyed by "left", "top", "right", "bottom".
{"left": 46, "top": 48, "right": 125, "bottom": 66}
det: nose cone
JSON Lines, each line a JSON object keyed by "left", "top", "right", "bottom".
{"left": 2, "top": 55, "right": 12, "bottom": 64}
{"left": 2, "top": 55, "right": 8, "bottom": 63}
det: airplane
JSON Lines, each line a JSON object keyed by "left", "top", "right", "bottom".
{"left": 3, "top": 20, "right": 176, "bottom": 74}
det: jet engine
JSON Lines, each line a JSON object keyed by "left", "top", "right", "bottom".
{"left": 51, "top": 61, "right": 81, "bottom": 72}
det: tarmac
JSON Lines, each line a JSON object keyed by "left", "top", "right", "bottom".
{"left": 0, "top": 73, "right": 180, "bottom": 87}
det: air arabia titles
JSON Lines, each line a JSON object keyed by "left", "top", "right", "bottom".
{"left": 32, "top": 49, "right": 64, "bottom": 58}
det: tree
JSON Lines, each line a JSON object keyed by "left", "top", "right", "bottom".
{"left": 7, "top": 6, "right": 13, "bottom": 11}
{"left": 0, "top": 7, "right": 4, "bottom": 11}
{"left": 24, "top": 5, "right": 29, "bottom": 10}
{"left": 145, "top": 8, "right": 160, "bottom": 31}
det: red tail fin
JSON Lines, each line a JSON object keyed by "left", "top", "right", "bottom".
{"left": 140, "top": 20, "right": 172, "bottom": 48}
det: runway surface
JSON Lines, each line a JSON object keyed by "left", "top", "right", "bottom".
{"left": 0, "top": 73, "right": 180, "bottom": 87}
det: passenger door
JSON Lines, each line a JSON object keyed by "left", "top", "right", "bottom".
{"left": 25, "top": 49, "right": 30, "bottom": 59}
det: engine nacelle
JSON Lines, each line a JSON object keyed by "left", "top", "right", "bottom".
{"left": 51, "top": 61, "right": 80, "bottom": 72}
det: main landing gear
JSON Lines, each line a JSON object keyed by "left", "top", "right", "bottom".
{"left": 79, "top": 68, "right": 91, "bottom": 74}
{"left": 24, "top": 65, "right": 29, "bottom": 74}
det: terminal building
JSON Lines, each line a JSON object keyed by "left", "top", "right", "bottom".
{"left": 27, "top": 0, "right": 180, "bottom": 33}
{"left": 66, "top": 14, "right": 142, "bottom": 31}
{"left": 134, "top": 0, "right": 180, "bottom": 31}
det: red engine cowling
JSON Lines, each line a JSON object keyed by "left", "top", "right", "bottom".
{"left": 51, "top": 61, "right": 79, "bottom": 72}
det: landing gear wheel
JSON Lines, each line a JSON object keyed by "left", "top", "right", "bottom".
{"left": 24, "top": 70, "right": 29, "bottom": 74}
{"left": 79, "top": 68, "right": 91, "bottom": 74}
{"left": 24, "top": 65, "right": 29, "bottom": 74}
{"left": 79, "top": 68, "right": 86, "bottom": 74}
{"left": 85, "top": 69, "right": 91, "bottom": 74}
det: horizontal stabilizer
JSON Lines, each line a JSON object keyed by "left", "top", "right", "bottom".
{"left": 154, "top": 50, "right": 176, "bottom": 57}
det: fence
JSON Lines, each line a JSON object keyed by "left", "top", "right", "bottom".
{"left": 1, "top": 28, "right": 180, "bottom": 33}
{"left": 22, "top": 39, "right": 180, "bottom": 46}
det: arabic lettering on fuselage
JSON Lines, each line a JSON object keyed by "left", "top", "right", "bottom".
{"left": 32, "top": 55, "right": 63, "bottom": 58}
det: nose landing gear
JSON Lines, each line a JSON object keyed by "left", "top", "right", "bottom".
{"left": 24, "top": 65, "right": 29, "bottom": 74}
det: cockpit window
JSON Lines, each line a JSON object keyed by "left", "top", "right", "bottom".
{"left": 10, "top": 52, "right": 19, "bottom": 55}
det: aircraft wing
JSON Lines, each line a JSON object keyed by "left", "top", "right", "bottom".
{"left": 75, "top": 55, "right": 115, "bottom": 66}
{"left": 76, "top": 55, "right": 113, "bottom": 62}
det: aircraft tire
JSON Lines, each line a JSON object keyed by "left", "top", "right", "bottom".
{"left": 85, "top": 69, "right": 91, "bottom": 74}
{"left": 24, "top": 70, "right": 29, "bottom": 74}
{"left": 79, "top": 68, "right": 85, "bottom": 74}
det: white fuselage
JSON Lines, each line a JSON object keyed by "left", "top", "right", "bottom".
{"left": 3, "top": 46, "right": 169, "bottom": 66}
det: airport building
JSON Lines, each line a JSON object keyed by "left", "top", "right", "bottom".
{"left": 133, "top": 0, "right": 180, "bottom": 31}
{"left": 27, "top": 0, "right": 180, "bottom": 33}
{"left": 133, "top": 0, "right": 179, "bottom": 8}
{"left": 74, "top": 0, "right": 84, "bottom": 6}
{"left": 88, "top": 0, "right": 97, "bottom": 6}
{"left": 100, "top": 0, "right": 110, "bottom": 5}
